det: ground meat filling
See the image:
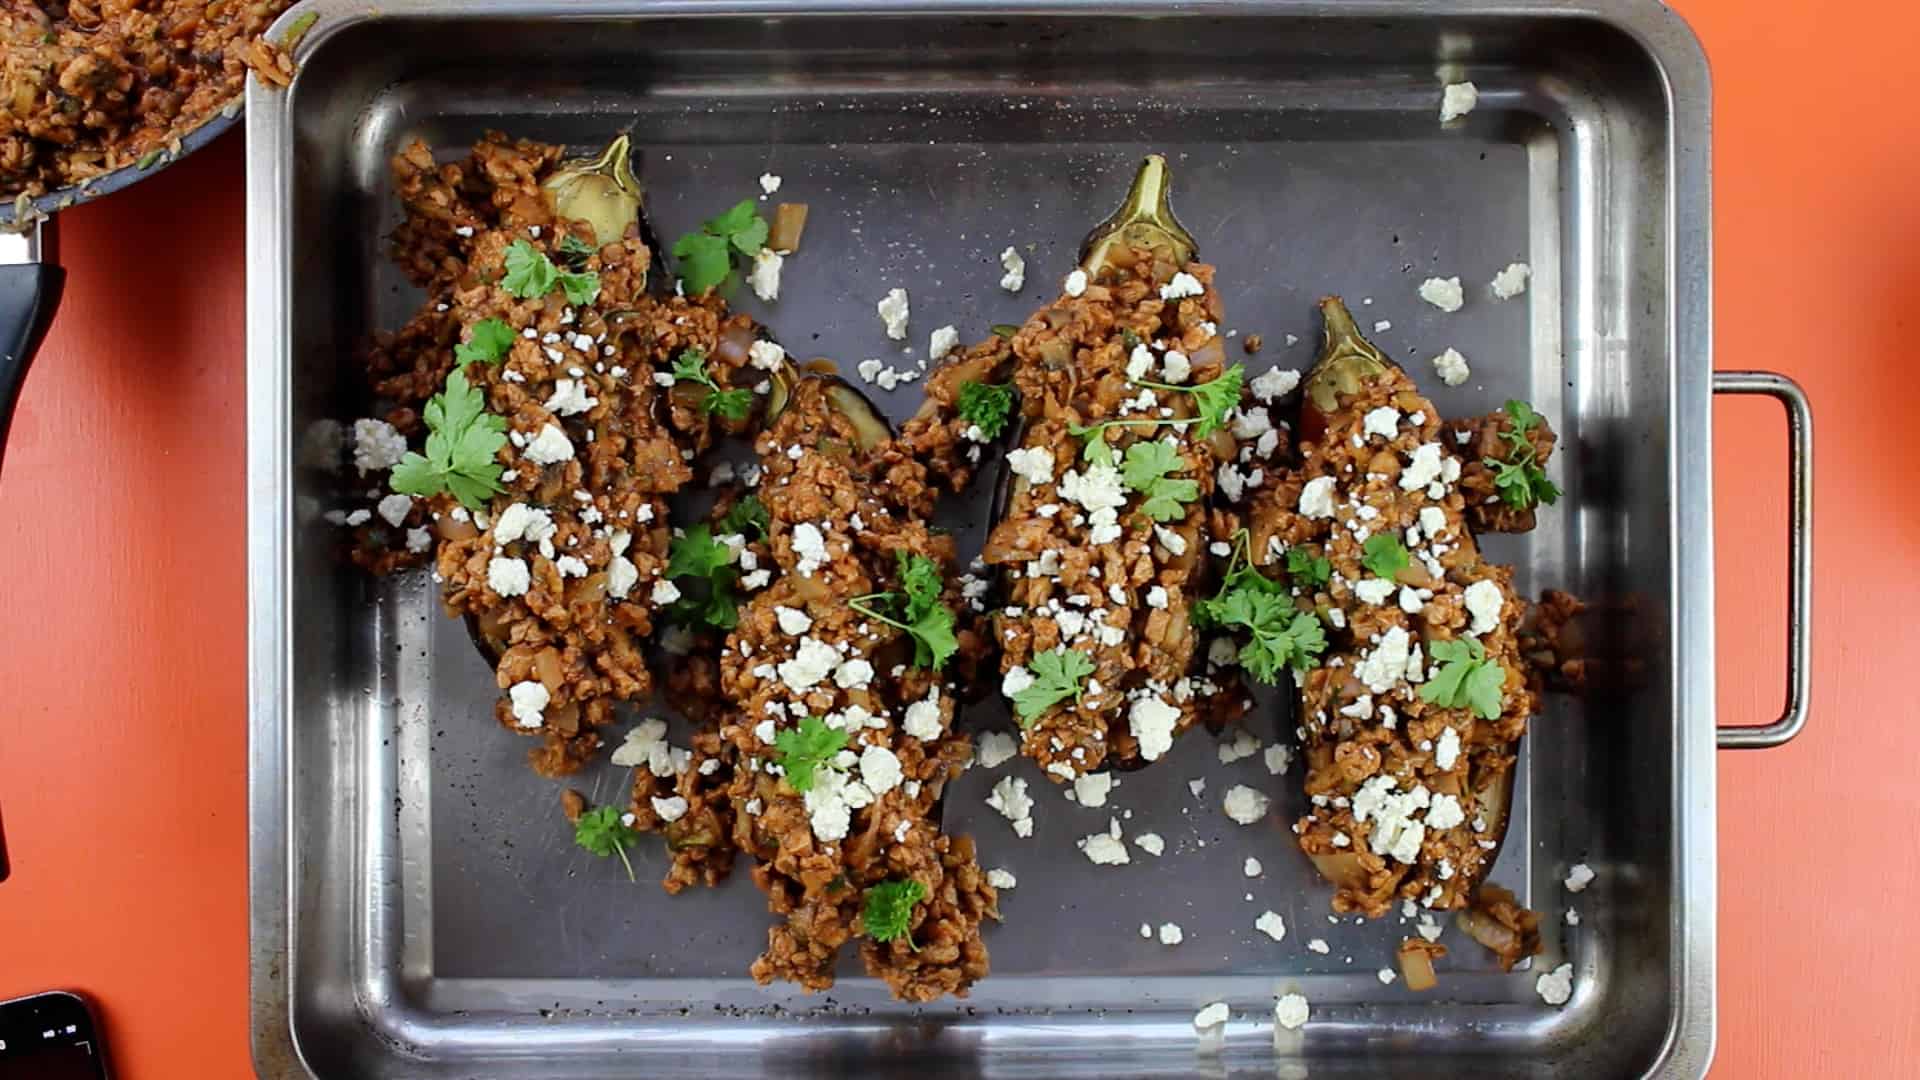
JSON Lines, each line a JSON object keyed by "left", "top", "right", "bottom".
{"left": 2, "top": 2, "right": 296, "bottom": 199}
{"left": 898, "top": 334, "right": 1014, "bottom": 493}
{"left": 698, "top": 377, "right": 996, "bottom": 1001}
{"left": 1250, "top": 359, "right": 1540, "bottom": 957}
{"left": 358, "top": 135, "right": 759, "bottom": 775}
{"left": 981, "top": 251, "right": 1232, "bottom": 778}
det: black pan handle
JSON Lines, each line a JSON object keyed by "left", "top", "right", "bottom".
{"left": 0, "top": 258, "right": 64, "bottom": 475}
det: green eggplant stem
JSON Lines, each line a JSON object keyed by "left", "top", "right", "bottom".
{"left": 1304, "top": 296, "right": 1394, "bottom": 419}
{"left": 1078, "top": 154, "right": 1198, "bottom": 277}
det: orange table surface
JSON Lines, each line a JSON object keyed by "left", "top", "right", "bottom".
{"left": 0, "top": 1, "right": 1906, "bottom": 1075}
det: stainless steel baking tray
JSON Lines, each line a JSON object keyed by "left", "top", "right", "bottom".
{"left": 246, "top": 2, "right": 1813, "bottom": 1076}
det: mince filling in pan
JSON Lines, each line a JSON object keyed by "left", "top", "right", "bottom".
{"left": 329, "top": 133, "right": 1578, "bottom": 1001}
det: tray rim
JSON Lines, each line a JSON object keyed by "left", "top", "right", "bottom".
{"left": 243, "top": 1, "right": 1715, "bottom": 1076}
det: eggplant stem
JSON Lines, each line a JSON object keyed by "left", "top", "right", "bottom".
{"left": 1304, "top": 296, "right": 1395, "bottom": 417}
{"left": 1078, "top": 154, "right": 1197, "bottom": 277}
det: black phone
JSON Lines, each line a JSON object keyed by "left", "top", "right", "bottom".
{"left": 0, "top": 992, "right": 109, "bottom": 1079}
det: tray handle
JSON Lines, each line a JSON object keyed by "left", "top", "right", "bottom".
{"left": 1713, "top": 371, "right": 1813, "bottom": 750}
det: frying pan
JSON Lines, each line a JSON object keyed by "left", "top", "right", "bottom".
{"left": 0, "top": 104, "right": 244, "bottom": 479}
{"left": 0, "top": 100, "right": 244, "bottom": 885}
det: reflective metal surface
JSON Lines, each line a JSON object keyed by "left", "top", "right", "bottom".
{"left": 247, "top": 1, "right": 1724, "bottom": 1075}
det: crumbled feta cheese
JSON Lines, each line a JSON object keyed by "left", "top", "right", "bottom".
{"left": 876, "top": 288, "right": 911, "bottom": 340}
{"left": 859, "top": 745, "right": 903, "bottom": 793}
{"left": 834, "top": 657, "right": 875, "bottom": 690}
{"left": 1435, "top": 727, "right": 1462, "bottom": 771}
{"left": 1535, "top": 962, "right": 1574, "bottom": 1005}
{"left": 1161, "top": 349, "right": 1191, "bottom": 384}
{"left": 487, "top": 557, "right": 531, "bottom": 597}
{"left": 375, "top": 493, "right": 413, "bottom": 528}
{"left": 1078, "top": 828, "right": 1130, "bottom": 865}
{"left": 1006, "top": 446, "right": 1055, "bottom": 486}
{"left": 1222, "top": 784, "right": 1271, "bottom": 826}
{"left": 606, "top": 555, "right": 639, "bottom": 599}
{"left": 774, "top": 605, "right": 813, "bottom": 637}
{"left": 1353, "top": 578, "right": 1396, "bottom": 606}
{"left": 1491, "top": 261, "right": 1532, "bottom": 299}
{"left": 1566, "top": 909, "right": 1581, "bottom": 927}
{"left": 928, "top": 325, "right": 960, "bottom": 362}
{"left": 1440, "top": 81, "right": 1479, "bottom": 123}
{"left": 1243, "top": 857, "right": 1263, "bottom": 878}
{"left": 1129, "top": 695, "right": 1181, "bottom": 761}
{"left": 1298, "top": 476, "right": 1337, "bottom": 518}
{"left": 1351, "top": 773, "right": 1431, "bottom": 864}
{"left": 609, "top": 718, "right": 668, "bottom": 767}
{"left": 1274, "top": 993, "right": 1309, "bottom": 1030}
{"left": 1264, "top": 744, "right": 1293, "bottom": 776}
{"left": 1158, "top": 922, "right": 1185, "bottom": 945}
{"left": 545, "top": 378, "right": 597, "bottom": 417}
{"left": 1192, "top": 1002, "right": 1229, "bottom": 1031}
{"left": 1218, "top": 727, "right": 1260, "bottom": 764}
{"left": 1398, "top": 586, "right": 1427, "bottom": 616}
{"left": 1426, "top": 793, "right": 1466, "bottom": 831}
{"left": 987, "top": 776, "right": 1034, "bottom": 836}
{"left": 1463, "top": 579, "right": 1504, "bottom": 635}
{"left": 651, "top": 795, "right": 689, "bottom": 823}
{"left": 1307, "top": 938, "right": 1330, "bottom": 955}
{"left": 1145, "top": 585, "right": 1170, "bottom": 610}
{"left": 507, "top": 681, "right": 549, "bottom": 727}
{"left": 1398, "top": 443, "right": 1444, "bottom": 492}
{"left": 777, "top": 637, "right": 840, "bottom": 692}
{"left": 1061, "top": 772, "right": 1109, "bottom": 809}
{"left": 1059, "top": 461, "right": 1127, "bottom": 516}
{"left": 1255, "top": 910, "right": 1287, "bottom": 942}
{"left": 1565, "top": 863, "right": 1595, "bottom": 892}
{"left": 902, "top": 689, "right": 943, "bottom": 740}
{"left": 792, "top": 522, "right": 830, "bottom": 574}
{"left": 1250, "top": 366, "right": 1300, "bottom": 402}
{"left": 352, "top": 419, "right": 407, "bottom": 475}
{"left": 524, "top": 423, "right": 575, "bottom": 465}
{"left": 1063, "top": 269, "right": 1088, "bottom": 297}
{"left": 976, "top": 730, "right": 1018, "bottom": 769}
{"left": 758, "top": 172, "right": 781, "bottom": 195}
{"left": 1419, "top": 276, "right": 1465, "bottom": 313}
{"left": 999, "top": 246, "right": 1026, "bottom": 292}
{"left": 1134, "top": 832, "right": 1166, "bottom": 856}
{"left": 650, "top": 579, "right": 681, "bottom": 605}
{"left": 405, "top": 527, "right": 432, "bottom": 553}
{"left": 1159, "top": 272, "right": 1204, "bottom": 300}
{"left": 1377, "top": 968, "right": 1397, "bottom": 986}
{"left": 1001, "top": 665, "right": 1036, "bottom": 699}
{"left": 744, "top": 342, "right": 786, "bottom": 379}
{"left": 1153, "top": 525, "right": 1188, "bottom": 555}
{"left": 1373, "top": 319, "right": 1393, "bottom": 333}
{"left": 987, "top": 868, "right": 1017, "bottom": 889}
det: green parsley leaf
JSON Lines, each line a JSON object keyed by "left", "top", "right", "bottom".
{"left": 1504, "top": 398, "right": 1541, "bottom": 436}
{"left": 716, "top": 495, "right": 769, "bottom": 540}
{"left": 501, "top": 239, "right": 558, "bottom": 299}
{"left": 665, "top": 524, "right": 741, "bottom": 629}
{"left": 556, "top": 233, "right": 597, "bottom": 264}
{"left": 1203, "top": 588, "right": 1326, "bottom": 683}
{"left": 1195, "top": 529, "right": 1284, "bottom": 629}
{"left": 1120, "top": 439, "right": 1200, "bottom": 523}
{"left": 848, "top": 552, "right": 959, "bottom": 670}
{"left": 772, "top": 716, "right": 849, "bottom": 793}
{"left": 956, "top": 381, "right": 1016, "bottom": 440}
{"left": 673, "top": 199, "right": 770, "bottom": 294}
{"left": 1419, "top": 637, "right": 1505, "bottom": 720}
{"left": 388, "top": 369, "right": 507, "bottom": 510}
{"left": 573, "top": 805, "right": 639, "bottom": 882}
{"left": 1360, "top": 533, "right": 1410, "bottom": 582}
{"left": 1011, "top": 647, "right": 1095, "bottom": 724}
{"left": 1286, "top": 547, "right": 1332, "bottom": 589}
{"left": 1135, "top": 364, "right": 1246, "bottom": 438}
{"left": 863, "top": 878, "right": 928, "bottom": 947}
{"left": 1120, "top": 327, "right": 1142, "bottom": 349}
{"left": 671, "top": 232, "right": 732, "bottom": 296}
{"left": 991, "top": 323, "right": 1020, "bottom": 340}
{"left": 1483, "top": 399, "right": 1560, "bottom": 511}
{"left": 670, "top": 346, "right": 751, "bottom": 421}
{"left": 454, "top": 317, "right": 516, "bottom": 365}
{"left": 559, "top": 269, "right": 601, "bottom": 307}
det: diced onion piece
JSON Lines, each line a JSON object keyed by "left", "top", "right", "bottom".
{"left": 770, "top": 203, "right": 809, "bottom": 253}
{"left": 1397, "top": 938, "right": 1446, "bottom": 992}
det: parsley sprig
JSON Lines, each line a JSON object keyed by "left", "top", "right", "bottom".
{"left": 956, "top": 381, "right": 1016, "bottom": 440}
{"left": 1132, "top": 364, "right": 1245, "bottom": 438}
{"left": 1011, "top": 647, "right": 1096, "bottom": 724}
{"left": 1360, "top": 533, "right": 1410, "bottom": 582}
{"left": 1418, "top": 637, "right": 1505, "bottom": 719}
{"left": 389, "top": 369, "right": 507, "bottom": 510}
{"left": 665, "top": 523, "right": 742, "bottom": 630}
{"left": 454, "top": 317, "right": 516, "bottom": 364}
{"left": 670, "top": 346, "right": 753, "bottom": 421}
{"left": 848, "top": 552, "right": 959, "bottom": 670}
{"left": 717, "top": 494, "right": 769, "bottom": 540}
{"left": 864, "top": 878, "right": 928, "bottom": 948}
{"left": 1483, "top": 399, "right": 1561, "bottom": 510}
{"left": 502, "top": 239, "right": 601, "bottom": 306}
{"left": 1120, "top": 439, "right": 1200, "bottom": 522}
{"left": 672, "top": 199, "right": 769, "bottom": 295}
{"left": 1286, "top": 547, "right": 1331, "bottom": 590}
{"left": 573, "top": 806, "right": 639, "bottom": 882}
{"left": 771, "top": 715, "right": 849, "bottom": 793}
{"left": 1195, "top": 529, "right": 1327, "bottom": 684}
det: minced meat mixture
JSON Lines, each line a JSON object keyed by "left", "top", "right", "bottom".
{"left": 1243, "top": 305, "right": 1554, "bottom": 967}
{"left": 980, "top": 251, "right": 1237, "bottom": 780}
{"left": 1, "top": 1, "right": 295, "bottom": 199}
